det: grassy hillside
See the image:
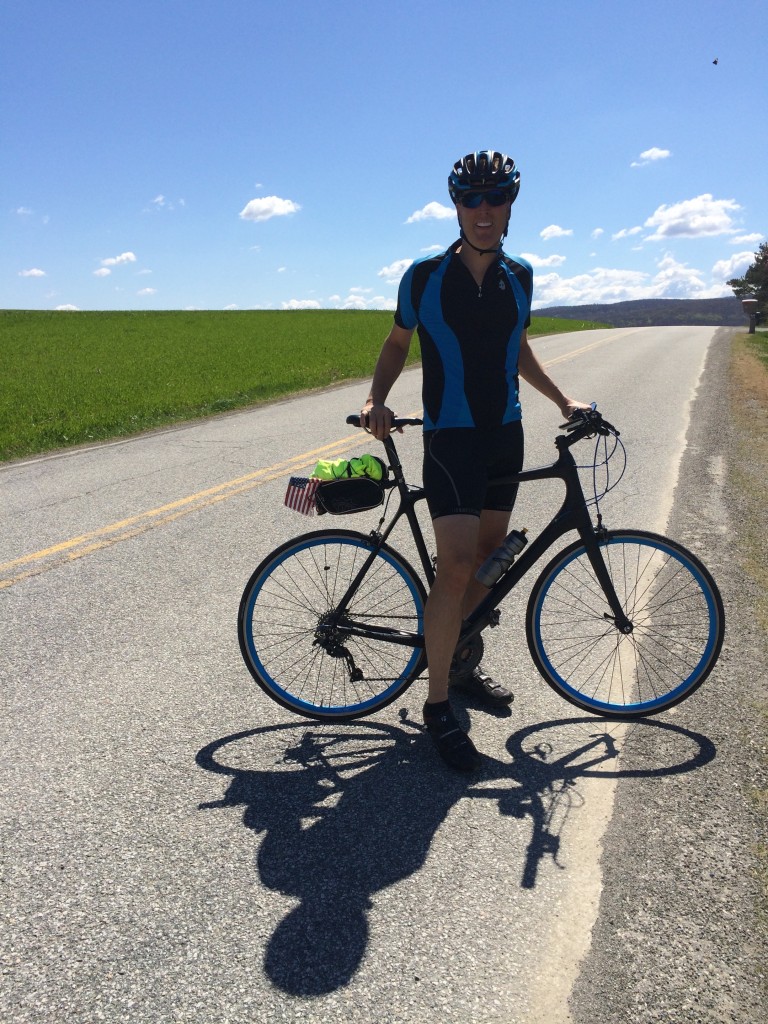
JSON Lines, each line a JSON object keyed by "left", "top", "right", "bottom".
{"left": 541, "top": 297, "right": 744, "bottom": 327}
{"left": 0, "top": 309, "right": 608, "bottom": 461}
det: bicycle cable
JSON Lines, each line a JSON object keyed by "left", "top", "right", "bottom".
{"left": 576, "top": 423, "right": 627, "bottom": 514}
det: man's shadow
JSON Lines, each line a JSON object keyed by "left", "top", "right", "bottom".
{"left": 196, "top": 712, "right": 715, "bottom": 996}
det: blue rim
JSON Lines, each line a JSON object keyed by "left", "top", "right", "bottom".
{"left": 532, "top": 535, "right": 719, "bottom": 714}
{"left": 244, "top": 535, "right": 424, "bottom": 717}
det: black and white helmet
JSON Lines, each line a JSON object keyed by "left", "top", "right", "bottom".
{"left": 448, "top": 150, "right": 520, "bottom": 204}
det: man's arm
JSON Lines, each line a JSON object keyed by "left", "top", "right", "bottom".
{"left": 361, "top": 324, "right": 414, "bottom": 439}
{"left": 517, "top": 330, "right": 589, "bottom": 419}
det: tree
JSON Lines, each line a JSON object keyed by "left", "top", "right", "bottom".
{"left": 728, "top": 242, "right": 768, "bottom": 315}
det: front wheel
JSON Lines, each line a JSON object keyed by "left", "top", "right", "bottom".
{"left": 238, "top": 530, "right": 427, "bottom": 720}
{"left": 526, "top": 530, "right": 724, "bottom": 717}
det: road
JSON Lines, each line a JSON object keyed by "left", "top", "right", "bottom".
{"left": 1, "top": 326, "right": 760, "bottom": 1022}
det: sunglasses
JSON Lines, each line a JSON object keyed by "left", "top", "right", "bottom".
{"left": 457, "top": 189, "right": 510, "bottom": 209}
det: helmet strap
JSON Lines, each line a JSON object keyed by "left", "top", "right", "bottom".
{"left": 459, "top": 228, "right": 502, "bottom": 255}
{"left": 457, "top": 210, "right": 510, "bottom": 255}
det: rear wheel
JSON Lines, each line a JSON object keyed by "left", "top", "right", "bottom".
{"left": 526, "top": 530, "right": 724, "bottom": 717}
{"left": 238, "top": 530, "right": 427, "bottom": 720}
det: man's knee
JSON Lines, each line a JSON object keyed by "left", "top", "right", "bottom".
{"left": 434, "top": 552, "right": 476, "bottom": 594}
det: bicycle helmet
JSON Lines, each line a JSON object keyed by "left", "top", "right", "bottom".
{"left": 448, "top": 150, "right": 520, "bottom": 204}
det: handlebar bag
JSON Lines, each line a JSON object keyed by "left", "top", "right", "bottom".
{"left": 315, "top": 476, "right": 385, "bottom": 515}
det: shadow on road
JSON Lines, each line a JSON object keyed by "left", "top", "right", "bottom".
{"left": 195, "top": 712, "right": 715, "bottom": 996}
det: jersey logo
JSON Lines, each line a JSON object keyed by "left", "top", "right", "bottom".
{"left": 498, "top": 278, "right": 506, "bottom": 290}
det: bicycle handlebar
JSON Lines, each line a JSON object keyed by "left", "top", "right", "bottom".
{"left": 559, "top": 403, "right": 619, "bottom": 439}
{"left": 347, "top": 407, "right": 618, "bottom": 441}
{"left": 347, "top": 414, "right": 424, "bottom": 430}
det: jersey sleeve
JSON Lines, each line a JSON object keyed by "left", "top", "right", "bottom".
{"left": 393, "top": 262, "right": 418, "bottom": 331}
{"left": 516, "top": 255, "right": 534, "bottom": 329}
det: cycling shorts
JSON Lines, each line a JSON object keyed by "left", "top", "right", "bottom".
{"left": 422, "top": 420, "right": 524, "bottom": 520}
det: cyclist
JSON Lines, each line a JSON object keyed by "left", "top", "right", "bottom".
{"left": 361, "top": 149, "right": 590, "bottom": 771}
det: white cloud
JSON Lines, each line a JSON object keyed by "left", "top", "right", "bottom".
{"left": 16, "top": 206, "right": 33, "bottom": 216}
{"left": 534, "top": 267, "right": 650, "bottom": 307}
{"left": 55, "top": 304, "right": 79, "bottom": 311}
{"left": 519, "top": 252, "right": 567, "bottom": 268}
{"left": 93, "top": 267, "right": 111, "bottom": 277}
{"left": 101, "top": 251, "right": 137, "bottom": 267}
{"left": 591, "top": 228, "right": 604, "bottom": 239}
{"left": 239, "top": 196, "right": 301, "bottom": 222}
{"left": 643, "top": 194, "right": 740, "bottom": 240}
{"left": 224, "top": 304, "right": 240, "bottom": 310}
{"left": 421, "top": 244, "right": 444, "bottom": 252}
{"left": 406, "top": 202, "right": 454, "bottom": 223}
{"left": 332, "top": 292, "right": 396, "bottom": 311}
{"left": 378, "top": 258, "right": 413, "bottom": 285}
{"left": 631, "top": 147, "right": 671, "bottom": 167}
{"left": 711, "top": 251, "right": 754, "bottom": 280}
{"left": 337, "top": 294, "right": 369, "bottom": 311}
{"left": 611, "top": 226, "right": 643, "bottom": 241}
{"left": 731, "top": 233, "right": 763, "bottom": 246}
{"left": 652, "top": 254, "right": 707, "bottom": 297}
{"left": 282, "top": 299, "right": 321, "bottom": 310}
{"left": 19, "top": 267, "right": 46, "bottom": 277}
{"left": 540, "top": 224, "right": 573, "bottom": 240}
{"left": 532, "top": 253, "right": 732, "bottom": 308}
{"left": 137, "top": 287, "right": 157, "bottom": 296}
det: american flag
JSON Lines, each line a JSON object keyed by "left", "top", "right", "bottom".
{"left": 284, "top": 476, "right": 321, "bottom": 516}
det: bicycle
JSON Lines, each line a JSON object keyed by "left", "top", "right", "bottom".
{"left": 238, "top": 407, "right": 724, "bottom": 721}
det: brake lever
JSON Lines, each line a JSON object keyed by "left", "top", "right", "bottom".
{"left": 559, "top": 403, "right": 618, "bottom": 438}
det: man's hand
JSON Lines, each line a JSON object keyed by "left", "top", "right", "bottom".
{"left": 360, "top": 401, "right": 398, "bottom": 440}
{"left": 560, "top": 398, "right": 592, "bottom": 420}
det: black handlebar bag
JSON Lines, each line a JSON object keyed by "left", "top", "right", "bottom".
{"left": 315, "top": 477, "right": 386, "bottom": 515}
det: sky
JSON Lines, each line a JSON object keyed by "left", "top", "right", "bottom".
{"left": 2, "top": 0, "right": 766, "bottom": 313}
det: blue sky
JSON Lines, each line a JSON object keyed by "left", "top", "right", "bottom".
{"left": 3, "top": 0, "right": 766, "bottom": 312}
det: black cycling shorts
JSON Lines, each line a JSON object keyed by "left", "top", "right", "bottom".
{"left": 422, "top": 420, "right": 525, "bottom": 520}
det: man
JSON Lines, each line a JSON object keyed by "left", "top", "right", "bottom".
{"left": 361, "top": 150, "right": 588, "bottom": 770}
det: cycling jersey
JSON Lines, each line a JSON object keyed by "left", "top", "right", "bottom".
{"left": 394, "top": 240, "right": 533, "bottom": 431}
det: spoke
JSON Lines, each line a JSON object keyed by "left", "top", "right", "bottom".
{"left": 534, "top": 536, "right": 718, "bottom": 712}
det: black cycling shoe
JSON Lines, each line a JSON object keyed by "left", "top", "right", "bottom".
{"left": 449, "top": 666, "right": 513, "bottom": 706}
{"left": 423, "top": 701, "right": 481, "bottom": 772}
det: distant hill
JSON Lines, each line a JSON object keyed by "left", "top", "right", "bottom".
{"left": 536, "top": 297, "right": 745, "bottom": 327}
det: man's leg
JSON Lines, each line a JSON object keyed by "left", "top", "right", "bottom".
{"left": 461, "top": 508, "right": 512, "bottom": 618}
{"left": 424, "top": 514, "right": 480, "bottom": 703}
{"left": 422, "top": 514, "right": 483, "bottom": 770}
{"left": 451, "top": 507, "right": 515, "bottom": 705}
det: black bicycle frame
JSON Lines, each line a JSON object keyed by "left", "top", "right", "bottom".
{"left": 326, "top": 428, "right": 631, "bottom": 651}
{"left": 459, "top": 435, "right": 633, "bottom": 644}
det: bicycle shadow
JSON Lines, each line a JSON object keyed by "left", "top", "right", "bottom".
{"left": 195, "top": 712, "right": 715, "bottom": 996}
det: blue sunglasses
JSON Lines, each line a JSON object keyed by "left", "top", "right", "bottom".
{"left": 457, "top": 189, "right": 510, "bottom": 209}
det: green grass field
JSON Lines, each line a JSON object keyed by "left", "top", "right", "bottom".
{"left": 0, "top": 309, "right": 609, "bottom": 461}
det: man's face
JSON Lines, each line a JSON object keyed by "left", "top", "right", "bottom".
{"left": 455, "top": 191, "right": 512, "bottom": 250}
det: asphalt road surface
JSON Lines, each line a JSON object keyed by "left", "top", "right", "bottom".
{"left": 2, "top": 327, "right": 763, "bottom": 1022}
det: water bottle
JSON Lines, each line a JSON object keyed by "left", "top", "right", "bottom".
{"left": 475, "top": 528, "right": 528, "bottom": 587}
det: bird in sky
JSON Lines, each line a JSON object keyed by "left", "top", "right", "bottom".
{"left": 713, "top": 57, "right": 719, "bottom": 64}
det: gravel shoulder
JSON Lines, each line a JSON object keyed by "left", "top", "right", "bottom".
{"left": 570, "top": 329, "right": 768, "bottom": 1022}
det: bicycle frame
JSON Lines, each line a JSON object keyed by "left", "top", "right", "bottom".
{"left": 460, "top": 434, "right": 633, "bottom": 643}
{"left": 327, "top": 426, "right": 632, "bottom": 653}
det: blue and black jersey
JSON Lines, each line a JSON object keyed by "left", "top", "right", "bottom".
{"left": 394, "top": 240, "right": 533, "bottom": 431}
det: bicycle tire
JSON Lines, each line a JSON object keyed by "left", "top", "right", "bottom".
{"left": 238, "top": 529, "right": 428, "bottom": 720}
{"left": 526, "top": 529, "right": 724, "bottom": 717}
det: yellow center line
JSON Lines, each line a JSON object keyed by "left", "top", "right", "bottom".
{"left": 0, "top": 431, "right": 367, "bottom": 588}
{"left": 1, "top": 334, "right": 618, "bottom": 589}
{"left": 540, "top": 334, "right": 618, "bottom": 367}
